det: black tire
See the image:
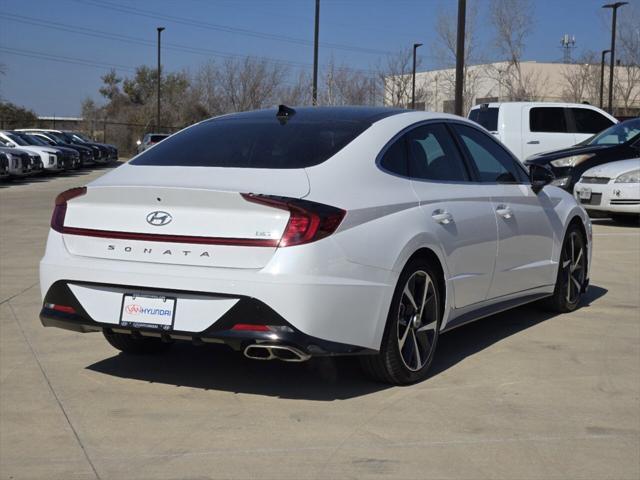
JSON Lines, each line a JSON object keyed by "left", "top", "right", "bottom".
{"left": 360, "top": 257, "right": 442, "bottom": 385}
{"left": 103, "top": 329, "right": 173, "bottom": 354}
{"left": 542, "top": 224, "right": 587, "bottom": 313}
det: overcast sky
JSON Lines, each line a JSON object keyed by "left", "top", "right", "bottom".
{"left": 0, "top": 0, "right": 629, "bottom": 116}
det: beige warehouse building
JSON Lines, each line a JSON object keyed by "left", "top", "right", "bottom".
{"left": 390, "top": 61, "right": 640, "bottom": 117}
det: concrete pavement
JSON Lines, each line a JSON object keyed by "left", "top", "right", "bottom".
{"left": 1, "top": 166, "right": 639, "bottom": 479}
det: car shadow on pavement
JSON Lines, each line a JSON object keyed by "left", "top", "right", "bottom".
{"left": 87, "top": 285, "right": 607, "bottom": 400}
{"left": 430, "top": 285, "right": 608, "bottom": 377}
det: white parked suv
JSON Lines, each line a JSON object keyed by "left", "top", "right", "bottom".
{"left": 574, "top": 158, "right": 640, "bottom": 223}
{"left": 39, "top": 107, "right": 592, "bottom": 384}
{"left": 468, "top": 102, "right": 618, "bottom": 161}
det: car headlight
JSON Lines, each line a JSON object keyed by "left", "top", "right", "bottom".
{"left": 615, "top": 169, "right": 640, "bottom": 183}
{"left": 550, "top": 154, "right": 595, "bottom": 168}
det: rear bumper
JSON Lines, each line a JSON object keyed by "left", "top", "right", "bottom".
{"left": 40, "top": 230, "right": 396, "bottom": 350}
{"left": 40, "top": 280, "right": 374, "bottom": 356}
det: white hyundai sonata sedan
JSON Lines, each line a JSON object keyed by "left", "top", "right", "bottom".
{"left": 40, "top": 106, "right": 592, "bottom": 384}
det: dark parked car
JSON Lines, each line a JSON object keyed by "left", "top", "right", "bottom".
{"left": 66, "top": 131, "right": 118, "bottom": 161}
{"left": 18, "top": 130, "right": 95, "bottom": 166}
{"left": 12, "top": 132, "right": 80, "bottom": 170}
{"left": 0, "top": 152, "right": 9, "bottom": 179}
{"left": 525, "top": 118, "right": 640, "bottom": 192}
{"left": 0, "top": 146, "right": 32, "bottom": 177}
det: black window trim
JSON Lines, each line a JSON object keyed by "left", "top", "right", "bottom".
{"left": 447, "top": 120, "right": 531, "bottom": 185}
{"left": 375, "top": 119, "right": 477, "bottom": 184}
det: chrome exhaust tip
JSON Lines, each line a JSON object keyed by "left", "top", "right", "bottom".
{"left": 243, "top": 344, "right": 311, "bottom": 363}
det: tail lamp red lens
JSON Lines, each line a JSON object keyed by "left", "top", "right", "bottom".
{"left": 241, "top": 194, "right": 345, "bottom": 247}
{"left": 51, "top": 187, "right": 87, "bottom": 233}
{"left": 231, "top": 323, "right": 272, "bottom": 332}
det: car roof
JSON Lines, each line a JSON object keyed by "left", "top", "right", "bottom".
{"left": 202, "top": 106, "right": 409, "bottom": 125}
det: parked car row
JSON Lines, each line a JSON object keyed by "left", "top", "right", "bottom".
{"left": 0, "top": 128, "right": 118, "bottom": 180}
{"left": 468, "top": 103, "right": 639, "bottom": 223}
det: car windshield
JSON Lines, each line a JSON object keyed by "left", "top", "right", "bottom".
{"left": 3, "top": 132, "right": 29, "bottom": 146}
{"left": 21, "top": 134, "right": 49, "bottom": 146}
{"left": 587, "top": 119, "right": 640, "bottom": 145}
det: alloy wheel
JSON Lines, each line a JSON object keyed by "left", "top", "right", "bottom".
{"left": 562, "top": 231, "right": 586, "bottom": 305}
{"left": 396, "top": 270, "right": 439, "bottom": 372}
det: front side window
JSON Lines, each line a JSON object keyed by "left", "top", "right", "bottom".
{"left": 453, "top": 124, "right": 526, "bottom": 183}
{"left": 406, "top": 124, "right": 470, "bottom": 182}
{"left": 570, "top": 108, "right": 614, "bottom": 134}
{"left": 529, "top": 107, "right": 568, "bottom": 133}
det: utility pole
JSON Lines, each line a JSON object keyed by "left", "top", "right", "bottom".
{"left": 454, "top": 0, "right": 466, "bottom": 116}
{"left": 312, "top": 0, "right": 320, "bottom": 106}
{"left": 599, "top": 49, "right": 611, "bottom": 109}
{"left": 602, "top": 2, "right": 627, "bottom": 114}
{"left": 411, "top": 43, "right": 422, "bottom": 109}
{"left": 157, "top": 26, "right": 165, "bottom": 131}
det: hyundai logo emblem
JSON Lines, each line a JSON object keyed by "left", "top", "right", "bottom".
{"left": 146, "top": 211, "right": 172, "bottom": 226}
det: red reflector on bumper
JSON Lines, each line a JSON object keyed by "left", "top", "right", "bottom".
{"left": 45, "top": 303, "right": 77, "bottom": 314}
{"left": 231, "top": 323, "right": 271, "bottom": 332}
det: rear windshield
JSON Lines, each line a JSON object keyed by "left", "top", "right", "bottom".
{"left": 468, "top": 107, "right": 498, "bottom": 132}
{"left": 132, "top": 117, "right": 370, "bottom": 168}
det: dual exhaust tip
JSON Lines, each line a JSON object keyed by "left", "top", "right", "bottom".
{"left": 243, "top": 344, "right": 311, "bottom": 363}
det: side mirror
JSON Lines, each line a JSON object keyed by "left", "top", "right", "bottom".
{"left": 529, "top": 164, "right": 555, "bottom": 193}
{"left": 136, "top": 140, "right": 142, "bottom": 146}
{"left": 7, "top": 142, "right": 15, "bottom": 148}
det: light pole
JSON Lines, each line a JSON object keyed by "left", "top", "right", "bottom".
{"left": 156, "top": 26, "right": 165, "bottom": 131}
{"left": 454, "top": 0, "right": 466, "bottom": 116}
{"left": 411, "top": 43, "right": 422, "bottom": 109}
{"left": 599, "top": 49, "right": 611, "bottom": 109}
{"left": 602, "top": 2, "right": 627, "bottom": 114}
{"left": 312, "top": 0, "right": 320, "bottom": 106}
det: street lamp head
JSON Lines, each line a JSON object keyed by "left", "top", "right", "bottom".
{"left": 157, "top": 27, "right": 165, "bottom": 32}
{"left": 414, "top": 43, "right": 423, "bottom": 49}
{"left": 602, "top": 2, "right": 628, "bottom": 9}
{"left": 602, "top": 49, "right": 611, "bottom": 54}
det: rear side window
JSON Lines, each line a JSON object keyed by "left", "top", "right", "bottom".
{"left": 469, "top": 107, "right": 499, "bottom": 131}
{"left": 149, "top": 135, "right": 168, "bottom": 143}
{"left": 529, "top": 107, "right": 568, "bottom": 133}
{"left": 132, "top": 118, "right": 370, "bottom": 168}
{"left": 407, "top": 124, "right": 470, "bottom": 182}
{"left": 453, "top": 124, "right": 527, "bottom": 183}
{"left": 380, "top": 137, "right": 408, "bottom": 176}
{"left": 569, "top": 108, "right": 614, "bottom": 134}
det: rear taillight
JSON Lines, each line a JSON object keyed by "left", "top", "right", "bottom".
{"left": 241, "top": 194, "right": 345, "bottom": 247}
{"left": 51, "top": 187, "right": 87, "bottom": 232}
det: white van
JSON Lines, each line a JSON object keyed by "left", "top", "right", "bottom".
{"left": 468, "top": 102, "right": 618, "bottom": 161}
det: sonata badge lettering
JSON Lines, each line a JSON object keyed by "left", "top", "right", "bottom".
{"left": 146, "top": 210, "right": 172, "bottom": 226}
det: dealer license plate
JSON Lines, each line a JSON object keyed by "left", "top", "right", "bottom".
{"left": 120, "top": 294, "right": 176, "bottom": 330}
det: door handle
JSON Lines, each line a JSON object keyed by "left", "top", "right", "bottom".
{"left": 527, "top": 140, "right": 540, "bottom": 145}
{"left": 496, "top": 205, "right": 513, "bottom": 219}
{"left": 432, "top": 209, "right": 453, "bottom": 225}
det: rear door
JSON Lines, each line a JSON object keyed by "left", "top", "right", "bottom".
{"left": 568, "top": 107, "right": 616, "bottom": 143}
{"left": 523, "top": 106, "right": 575, "bottom": 159}
{"left": 404, "top": 122, "right": 498, "bottom": 309}
{"left": 452, "top": 123, "right": 556, "bottom": 297}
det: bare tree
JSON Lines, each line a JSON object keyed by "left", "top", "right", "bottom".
{"left": 322, "top": 58, "right": 377, "bottom": 106}
{"left": 378, "top": 48, "right": 430, "bottom": 108}
{"left": 614, "top": 3, "right": 640, "bottom": 115}
{"left": 488, "top": 0, "right": 543, "bottom": 101}
{"left": 215, "top": 57, "right": 289, "bottom": 112}
{"left": 560, "top": 51, "right": 601, "bottom": 104}
{"left": 433, "top": 0, "right": 484, "bottom": 113}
